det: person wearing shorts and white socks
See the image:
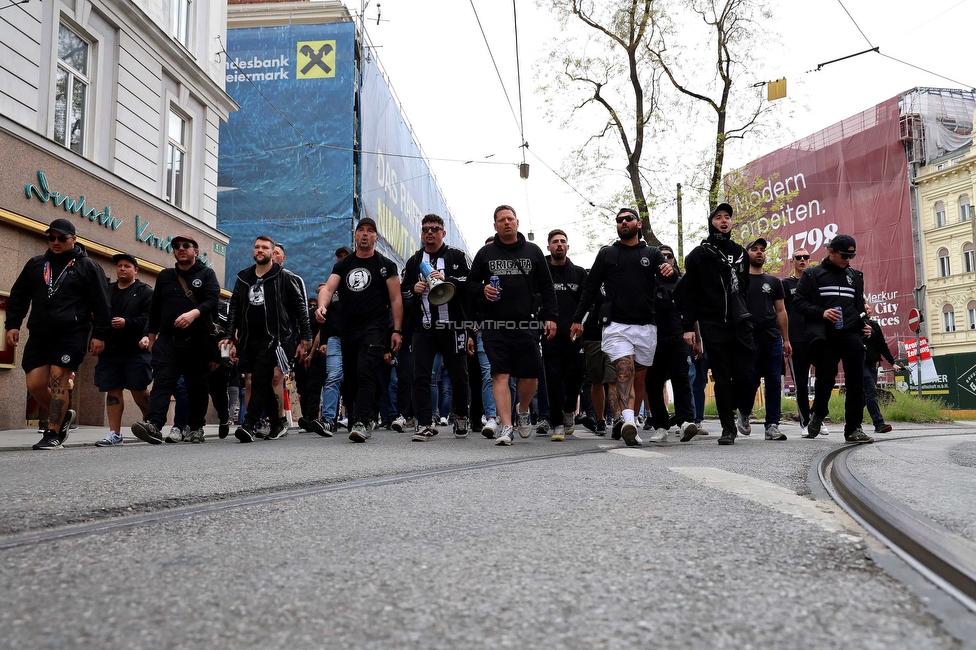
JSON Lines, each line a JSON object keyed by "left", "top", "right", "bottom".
{"left": 571, "top": 208, "right": 675, "bottom": 446}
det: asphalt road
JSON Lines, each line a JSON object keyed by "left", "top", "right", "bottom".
{"left": 0, "top": 424, "right": 971, "bottom": 648}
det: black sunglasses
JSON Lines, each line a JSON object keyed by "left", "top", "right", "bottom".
{"left": 615, "top": 215, "right": 636, "bottom": 223}
{"left": 174, "top": 242, "right": 195, "bottom": 250}
{"left": 662, "top": 253, "right": 674, "bottom": 259}
{"left": 47, "top": 234, "right": 70, "bottom": 243}
{"left": 793, "top": 255, "right": 810, "bottom": 261}
{"left": 421, "top": 226, "right": 443, "bottom": 233}
{"left": 839, "top": 252, "right": 856, "bottom": 260}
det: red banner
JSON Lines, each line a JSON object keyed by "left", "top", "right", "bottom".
{"left": 733, "top": 97, "right": 914, "bottom": 343}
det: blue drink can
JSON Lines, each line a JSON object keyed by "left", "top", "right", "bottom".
{"left": 489, "top": 276, "right": 501, "bottom": 301}
{"left": 834, "top": 306, "right": 844, "bottom": 329}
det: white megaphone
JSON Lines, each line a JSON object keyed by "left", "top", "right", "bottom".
{"left": 419, "top": 260, "right": 455, "bottom": 306}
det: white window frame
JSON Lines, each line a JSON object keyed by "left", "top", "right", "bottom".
{"left": 54, "top": 22, "right": 91, "bottom": 155}
{"left": 943, "top": 305, "right": 956, "bottom": 333}
{"left": 960, "top": 195, "right": 972, "bottom": 222}
{"left": 938, "top": 248, "right": 951, "bottom": 277}
{"left": 165, "top": 108, "right": 189, "bottom": 209}
{"left": 968, "top": 301, "right": 976, "bottom": 330}
{"left": 963, "top": 244, "right": 974, "bottom": 274}
{"left": 172, "top": 0, "right": 192, "bottom": 49}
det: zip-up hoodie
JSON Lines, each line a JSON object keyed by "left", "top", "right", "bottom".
{"left": 467, "top": 233, "right": 557, "bottom": 329}
{"left": 103, "top": 279, "right": 153, "bottom": 355}
{"left": 573, "top": 240, "right": 674, "bottom": 326}
{"left": 546, "top": 255, "right": 587, "bottom": 341}
{"left": 148, "top": 259, "right": 220, "bottom": 340}
{"left": 402, "top": 244, "right": 471, "bottom": 329}
{"left": 5, "top": 242, "right": 111, "bottom": 338}
{"left": 676, "top": 208, "right": 750, "bottom": 332}
{"left": 225, "top": 262, "right": 312, "bottom": 350}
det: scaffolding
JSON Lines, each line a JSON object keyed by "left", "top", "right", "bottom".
{"left": 899, "top": 87, "right": 975, "bottom": 168}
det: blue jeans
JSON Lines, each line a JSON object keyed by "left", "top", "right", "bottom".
{"left": 173, "top": 376, "right": 188, "bottom": 429}
{"left": 689, "top": 356, "right": 708, "bottom": 423}
{"left": 863, "top": 364, "right": 884, "bottom": 426}
{"left": 740, "top": 332, "right": 783, "bottom": 427}
{"left": 321, "top": 336, "right": 343, "bottom": 422}
{"left": 477, "top": 332, "right": 496, "bottom": 418}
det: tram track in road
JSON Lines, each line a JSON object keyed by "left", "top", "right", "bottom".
{"left": 816, "top": 432, "right": 976, "bottom": 614}
{"left": 0, "top": 446, "right": 609, "bottom": 552}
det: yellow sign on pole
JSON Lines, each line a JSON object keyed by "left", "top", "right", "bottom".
{"left": 767, "top": 78, "right": 787, "bottom": 101}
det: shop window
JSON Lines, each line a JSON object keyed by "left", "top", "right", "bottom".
{"left": 943, "top": 304, "right": 956, "bottom": 333}
{"left": 938, "top": 247, "right": 950, "bottom": 277}
{"left": 935, "top": 201, "right": 946, "bottom": 228}
{"left": 166, "top": 109, "right": 187, "bottom": 209}
{"left": 54, "top": 23, "right": 90, "bottom": 154}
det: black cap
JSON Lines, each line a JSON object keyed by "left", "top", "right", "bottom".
{"left": 711, "top": 203, "right": 734, "bottom": 219}
{"left": 46, "top": 218, "right": 76, "bottom": 236}
{"left": 616, "top": 207, "right": 640, "bottom": 220}
{"left": 112, "top": 253, "right": 138, "bottom": 268}
{"left": 334, "top": 245, "right": 353, "bottom": 258}
{"left": 746, "top": 237, "right": 768, "bottom": 249}
{"left": 356, "top": 217, "right": 377, "bottom": 232}
{"left": 828, "top": 234, "right": 856, "bottom": 252}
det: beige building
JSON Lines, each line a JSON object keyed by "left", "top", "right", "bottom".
{"left": 0, "top": 1, "right": 237, "bottom": 429}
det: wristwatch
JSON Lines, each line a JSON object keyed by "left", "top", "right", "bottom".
{"left": 393, "top": 329, "right": 402, "bottom": 335}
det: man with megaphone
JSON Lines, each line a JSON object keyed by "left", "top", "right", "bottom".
{"left": 401, "top": 213, "right": 475, "bottom": 442}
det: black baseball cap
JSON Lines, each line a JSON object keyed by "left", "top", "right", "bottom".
{"left": 334, "top": 245, "right": 353, "bottom": 258}
{"left": 112, "top": 253, "right": 139, "bottom": 268}
{"left": 711, "top": 203, "right": 734, "bottom": 218}
{"left": 46, "top": 218, "right": 76, "bottom": 236}
{"left": 356, "top": 217, "right": 377, "bottom": 232}
{"left": 746, "top": 237, "right": 768, "bottom": 249}
{"left": 828, "top": 234, "right": 856, "bottom": 252}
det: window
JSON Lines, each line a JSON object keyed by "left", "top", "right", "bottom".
{"left": 172, "top": 0, "right": 191, "bottom": 48}
{"left": 961, "top": 195, "right": 972, "bottom": 222}
{"left": 964, "top": 243, "right": 975, "bottom": 273}
{"left": 938, "top": 247, "right": 950, "bottom": 277}
{"left": 54, "top": 23, "right": 90, "bottom": 154}
{"left": 165, "top": 109, "right": 187, "bottom": 209}
{"left": 943, "top": 304, "right": 956, "bottom": 333}
{"left": 968, "top": 301, "right": 976, "bottom": 330}
{"left": 935, "top": 201, "right": 947, "bottom": 227}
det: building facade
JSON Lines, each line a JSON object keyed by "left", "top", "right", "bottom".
{"left": 0, "top": 0, "right": 237, "bottom": 429}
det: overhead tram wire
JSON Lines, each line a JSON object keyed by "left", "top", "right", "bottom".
{"left": 834, "top": 0, "right": 875, "bottom": 48}
{"left": 469, "top": 0, "right": 522, "bottom": 136}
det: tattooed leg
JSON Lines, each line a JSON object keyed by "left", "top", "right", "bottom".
{"left": 607, "top": 382, "right": 622, "bottom": 419}
{"left": 106, "top": 389, "right": 124, "bottom": 433}
{"left": 47, "top": 367, "right": 70, "bottom": 431}
{"left": 132, "top": 390, "right": 150, "bottom": 419}
{"left": 25, "top": 366, "right": 53, "bottom": 411}
{"left": 613, "top": 356, "right": 636, "bottom": 412}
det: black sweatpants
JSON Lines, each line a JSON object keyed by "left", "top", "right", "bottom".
{"left": 243, "top": 345, "right": 279, "bottom": 429}
{"left": 298, "top": 351, "right": 326, "bottom": 419}
{"left": 542, "top": 337, "right": 585, "bottom": 426}
{"left": 645, "top": 335, "right": 694, "bottom": 430}
{"left": 789, "top": 339, "right": 811, "bottom": 427}
{"left": 812, "top": 329, "right": 865, "bottom": 435}
{"left": 412, "top": 327, "right": 469, "bottom": 425}
{"left": 208, "top": 362, "right": 232, "bottom": 424}
{"left": 146, "top": 334, "right": 211, "bottom": 430}
{"left": 340, "top": 324, "right": 388, "bottom": 426}
{"left": 699, "top": 321, "right": 753, "bottom": 436}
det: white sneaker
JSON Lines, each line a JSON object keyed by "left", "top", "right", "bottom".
{"left": 438, "top": 416, "right": 449, "bottom": 426}
{"left": 736, "top": 411, "right": 752, "bottom": 435}
{"left": 820, "top": 423, "right": 830, "bottom": 436}
{"left": 679, "top": 421, "right": 698, "bottom": 442}
{"left": 648, "top": 428, "right": 668, "bottom": 443}
{"left": 562, "top": 413, "right": 576, "bottom": 435}
{"left": 800, "top": 425, "right": 809, "bottom": 438}
{"left": 516, "top": 411, "right": 533, "bottom": 438}
{"left": 551, "top": 425, "right": 565, "bottom": 442}
{"left": 696, "top": 422, "right": 709, "bottom": 436}
{"left": 495, "top": 425, "right": 515, "bottom": 446}
{"left": 482, "top": 417, "right": 498, "bottom": 439}
{"left": 390, "top": 415, "right": 407, "bottom": 433}
{"left": 166, "top": 426, "right": 184, "bottom": 443}
{"left": 95, "top": 430, "right": 124, "bottom": 447}
{"left": 621, "top": 421, "right": 641, "bottom": 446}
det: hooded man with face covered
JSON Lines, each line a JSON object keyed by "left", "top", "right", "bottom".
{"left": 675, "top": 203, "right": 754, "bottom": 445}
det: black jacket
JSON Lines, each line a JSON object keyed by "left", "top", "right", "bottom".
{"left": 402, "top": 244, "right": 471, "bottom": 329}
{"left": 547, "top": 256, "right": 587, "bottom": 342}
{"left": 575, "top": 241, "right": 675, "bottom": 326}
{"left": 225, "top": 262, "right": 312, "bottom": 349}
{"left": 5, "top": 243, "right": 111, "bottom": 338}
{"left": 103, "top": 279, "right": 153, "bottom": 355}
{"left": 865, "top": 320, "right": 896, "bottom": 367}
{"left": 677, "top": 238, "right": 750, "bottom": 332}
{"left": 148, "top": 260, "right": 220, "bottom": 340}
{"left": 782, "top": 276, "right": 807, "bottom": 343}
{"left": 468, "top": 233, "right": 557, "bottom": 327}
{"left": 793, "top": 259, "right": 867, "bottom": 347}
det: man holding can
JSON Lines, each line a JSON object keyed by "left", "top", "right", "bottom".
{"left": 793, "top": 234, "right": 874, "bottom": 443}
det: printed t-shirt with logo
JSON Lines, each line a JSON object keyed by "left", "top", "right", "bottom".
{"left": 331, "top": 253, "right": 398, "bottom": 333}
{"left": 745, "top": 271, "right": 784, "bottom": 334}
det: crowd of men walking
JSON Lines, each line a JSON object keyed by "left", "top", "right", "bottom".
{"left": 6, "top": 205, "right": 904, "bottom": 450}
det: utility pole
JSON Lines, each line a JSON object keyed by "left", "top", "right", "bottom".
{"left": 676, "top": 183, "right": 683, "bottom": 261}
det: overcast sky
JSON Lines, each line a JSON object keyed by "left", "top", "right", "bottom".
{"left": 346, "top": 0, "right": 975, "bottom": 265}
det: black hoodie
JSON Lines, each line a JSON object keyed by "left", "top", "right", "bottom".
{"left": 573, "top": 240, "right": 674, "bottom": 326}
{"left": 546, "top": 255, "right": 587, "bottom": 342}
{"left": 5, "top": 243, "right": 111, "bottom": 338}
{"left": 676, "top": 206, "right": 750, "bottom": 332}
{"left": 468, "top": 233, "right": 557, "bottom": 329}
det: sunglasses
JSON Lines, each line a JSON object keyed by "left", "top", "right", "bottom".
{"left": 615, "top": 215, "right": 636, "bottom": 223}
{"left": 838, "top": 252, "right": 856, "bottom": 260}
{"left": 793, "top": 255, "right": 810, "bottom": 261}
{"left": 421, "top": 226, "right": 443, "bottom": 233}
{"left": 173, "top": 242, "right": 195, "bottom": 250}
{"left": 662, "top": 253, "right": 674, "bottom": 259}
{"left": 47, "top": 234, "right": 70, "bottom": 243}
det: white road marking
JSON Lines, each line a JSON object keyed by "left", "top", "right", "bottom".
{"left": 671, "top": 467, "right": 848, "bottom": 534}
{"left": 609, "top": 449, "right": 668, "bottom": 459}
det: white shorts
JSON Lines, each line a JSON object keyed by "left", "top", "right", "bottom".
{"left": 601, "top": 321, "right": 658, "bottom": 367}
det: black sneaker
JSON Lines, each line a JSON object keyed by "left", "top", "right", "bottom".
{"left": 218, "top": 422, "right": 231, "bottom": 439}
{"left": 874, "top": 423, "right": 892, "bottom": 433}
{"left": 718, "top": 429, "right": 736, "bottom": 445}
{"left": 845, "top": 428, "right": 875, "bottom": 444}
{"left": 58, "top": 409, "right": 75, "bottom": 445}
{"left": 131, "top": 421, "right": 163, "bottom": 444}
{"left": 536, "top": 419, "right": 551, "bottom": 437}
{"left": 611, "top": 418, "right": 623, "bottom": 440}
{"left": 265, "top": 418, "right": 288, "bottom": 440}
{"left": 298, "top": 416, "right": 311, "bottom": 432}
{"left": 309, "top": 418, "right": 333, "bottom": 437}
{"left": 804, "top": 416, "right": 823, "bottom": 438}
{"left": 579, "top": 415, "right": 596, "bottom": 432}
{"left": 235, "top": 426, "right": 255, "bottom": 443}
{"left": 594, "top": 420, "right": 607, "bottom": 436}
{"left": 453, "top": 417, "right": 469, "bottom": 439}
{"left": 33, "top": 431, "right": 63, "bottom": 450}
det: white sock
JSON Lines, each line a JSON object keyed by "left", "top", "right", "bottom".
{"left": 623, "top": 409, "right": 635, "bottom": 424}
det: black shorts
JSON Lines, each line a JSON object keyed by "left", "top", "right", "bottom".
{"left": 21, "top": 328, "right": 89, "bottom": 373}
{"left": 94, "top": 351, "right": 153, "bottom": 391}
{"left": 482, "top": 330, "right": 543, "bottom": 379}
{"left": 238, "top": 340, "right": 296, "bottom": 374}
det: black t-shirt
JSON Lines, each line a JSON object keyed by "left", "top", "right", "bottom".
{"left": 244, "top": 275, "right": 278, "bottom": 348}
{"left": 331, "top": 252, "right": 398, "bottom": 332}
{"left": 746, "top": 272, "right": 784, "bottom": 333}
